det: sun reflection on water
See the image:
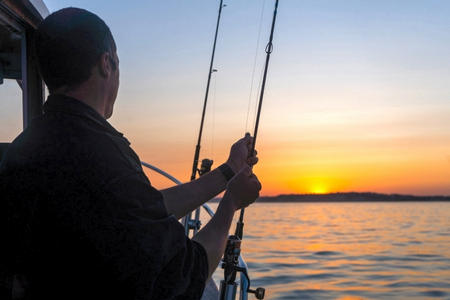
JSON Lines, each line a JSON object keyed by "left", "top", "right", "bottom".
{"left": 202, "top": 202, "right": 450, "bottom": 299}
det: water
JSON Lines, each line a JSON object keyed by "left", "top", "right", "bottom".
{"left": 203, "top": 202, "right": 450, "bottom": 299}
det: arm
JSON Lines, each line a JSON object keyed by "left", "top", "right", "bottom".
{"left": 193, "top": 166, "right": 261, "bottom": 278}
{"left": 192, "top": 192, "right": 236, "bottom": 278}
{"left": 160, "top": 167, "right": 228, "bottom": 219}
{"left": 60, "top": 171, "right": 212, "bottom": 299}
{"left": 160, "top": 133, "right": 258, "bottom": 219}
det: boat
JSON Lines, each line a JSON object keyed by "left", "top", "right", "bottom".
{"left": 0, "top": 1, "right": 254, "bottom": 299}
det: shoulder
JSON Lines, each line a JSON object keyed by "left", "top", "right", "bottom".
{"left": 5, "top": 113, "right": 143, "bottom": 188}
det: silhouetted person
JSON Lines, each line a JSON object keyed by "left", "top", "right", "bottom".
{"left": 0, "top": 8, "right": 260, "bottom": 300}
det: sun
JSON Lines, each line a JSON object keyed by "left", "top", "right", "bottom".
{"left": 310, "top": 184, "right": 328, "bottom": 194}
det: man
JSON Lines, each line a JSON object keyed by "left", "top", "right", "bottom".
{"left": 0, "top": 7, "right": 261, "bottom": 300}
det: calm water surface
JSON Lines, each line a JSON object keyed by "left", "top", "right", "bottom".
{"left": 203, "top": 202, "right": 450, "bottom": 299}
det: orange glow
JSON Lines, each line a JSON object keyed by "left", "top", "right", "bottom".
{"left": 310, "top": 183, "right": 328, "bottom": 194}
{"left": 137, "top": 132, "right": 450, "bottom": 196}
{"left": 201, "top": 202, "right": 450, "bottom": 299}
{"left": 126, "top": 106, "right": 450, "bottom": 197}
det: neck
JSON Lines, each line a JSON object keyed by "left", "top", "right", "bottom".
{"left": 54, "top": 80, "right": 107, "bottom": 118}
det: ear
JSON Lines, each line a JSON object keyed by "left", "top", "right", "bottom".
{"left": 98, "top": 52, "right": 112, "bottom": 78}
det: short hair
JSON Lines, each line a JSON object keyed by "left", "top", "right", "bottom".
{"left": 35, "top": 7, "right": 116, "bottom": 93}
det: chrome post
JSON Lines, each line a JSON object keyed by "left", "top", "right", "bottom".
{"left": 219, "top": 281, "right": 238, "bottom": 300}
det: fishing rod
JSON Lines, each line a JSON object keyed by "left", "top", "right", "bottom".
{"left": 236, "top": 0, "right": 279, "bottom": 241}
{"left": 184, "top": 0, "right": 226, "bottom": 236}
{"left": 220, "top": 1, "right": 280, "bottom": 299}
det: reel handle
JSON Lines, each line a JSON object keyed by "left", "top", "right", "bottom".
{"left": 248, "top": 287, "right": 265, "bottom": 299}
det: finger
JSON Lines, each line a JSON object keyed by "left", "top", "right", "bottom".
{"left": 248, "top": 149, "right": 257, "bottom": 159}
{"left": 250, "top": 175, "right": 262, "bottom": 190}
{"left": 247, "top": 157, "right": 258, "bottom": 166}
{"left": 244, "top": 133, "right": 253, "bottom": 144}
{"left": 239, "top": 165, "right": 252, "bottom": 176}
{"left": 236, "top": 134, "right": 250, "bottom": 145}
{"left": 251, "top": 191, "right": 260, "bottom": 203}
{"left": 253, "top": 181, "right": 262, "bottom": 192}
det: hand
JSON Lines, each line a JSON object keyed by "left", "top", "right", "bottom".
{"left": 226, "top": 133, "right": 258, "bottom": 174}
{"left": 224, "top": 166, "right": 262, "bottom": 211}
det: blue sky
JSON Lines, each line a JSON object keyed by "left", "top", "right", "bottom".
{"left": 1, "top": 0, "right": 449, "bottom": 194}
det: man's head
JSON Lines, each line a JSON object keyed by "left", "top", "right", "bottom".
{"left": 35, "top": 7, "right": 119, "bottom": 118}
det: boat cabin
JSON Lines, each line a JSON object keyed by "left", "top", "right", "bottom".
{"left": 0, "top": 1, "right": 48, "bottom": 297}
{"left": 0, "top": 0, "right": 48, "bottom": 161}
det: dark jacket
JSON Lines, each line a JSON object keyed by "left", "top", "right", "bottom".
{"left": 0, "top": 94, "right": 208, "bottom": 300}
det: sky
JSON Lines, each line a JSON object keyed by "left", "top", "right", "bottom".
{"left": 1, "top": 0, "right": 449, "bottom": 196}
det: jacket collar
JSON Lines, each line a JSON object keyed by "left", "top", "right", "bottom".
{"left": 43, "top": 94, "right": 125, "bottom": 139}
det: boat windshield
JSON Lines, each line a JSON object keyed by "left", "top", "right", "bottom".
{"left": 0, "top": 80, "right": 22, "bottom": 142}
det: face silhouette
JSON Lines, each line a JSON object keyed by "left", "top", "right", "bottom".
{"left": 105, "top": 51, "right": 119, "bottom": 119}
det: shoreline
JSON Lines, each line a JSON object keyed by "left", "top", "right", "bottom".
{"left": 209, "top": 192, "right": 450, "bottom": 203}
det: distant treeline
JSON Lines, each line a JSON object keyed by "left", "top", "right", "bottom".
{"left": 209, "top": 192, "right": 450, "bottom": 203}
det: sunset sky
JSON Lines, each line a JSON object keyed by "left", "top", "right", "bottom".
{"left": 1, "top": 0, "right": 449, "bottom": 195}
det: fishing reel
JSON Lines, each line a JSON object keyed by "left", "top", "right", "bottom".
{"left": 185, "top": 158, "right": 214, "bottom": 234}
{"left": 198, "top": 158, "right": 213, "bottom": 176}
{"left": 220, "top": 235, "right": 265, "bottom": 300}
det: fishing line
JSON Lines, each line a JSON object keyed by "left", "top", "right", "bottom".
{"left": 189, "top": 0, "right": 224, "bottom": 183}
{"left": 210, "top": 71, "right": 218, "bottom": 157}
{"left": 245, "top": 0, "right": 267, "bottom": 133}
{"left": 220, "top": 2, "right": 280, "bottom": 298}
{"left": 235, "top": 0, "right": 280, "bottom": 239}
{"left": 252, "top": 56, "right": 267, "bottom": 130}
{"left": 185, "top": 0, "right": 225, "bottom": 236}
